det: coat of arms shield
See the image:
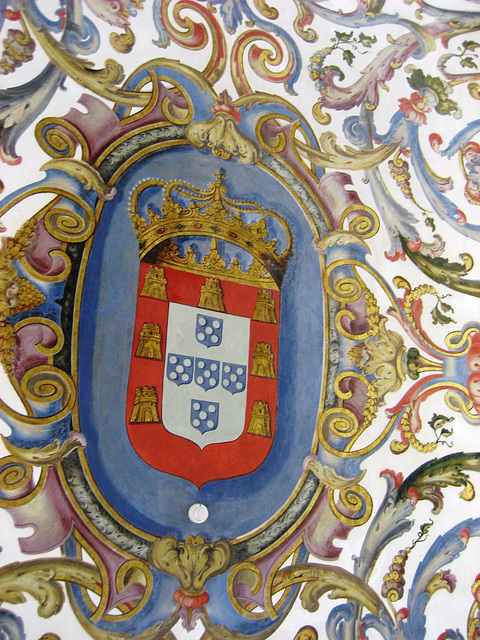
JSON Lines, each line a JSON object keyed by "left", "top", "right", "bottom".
{"left": 125, "top": 171, "right": 289, "bottom": 487}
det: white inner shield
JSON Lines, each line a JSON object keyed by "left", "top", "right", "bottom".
{"left": 162, "top": 302, "right": 250, "bottom": 449}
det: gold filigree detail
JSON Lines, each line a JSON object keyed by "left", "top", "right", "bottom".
{"left": 293, "top": 0, "right": 318, "bottom": 42}
{"left": 110, "top": 27, "right": 135, "bottom": 54}
{"left": 305, "top": 460, "right": 366, "bottom": 490}
{"left": 130, "top": 386, "right": 160, "bottom": 423}
{"left": 198, "top": 277, "right": 225, "bottom": 312}
{"left": 21, "top": 10, "right": 150, "bottom": 109}
{"left": 140, "top": 266, "right": 168, "bottom": 300}
{"left": 0, "top": 321, "right": 16, "bottom": 375}
{"left": 135, "top": 323, "right": 162, "bottom": 360}
{"left": 251, "top": 342, "right": 275, "bottom": 378}
{"left": 187, "top": 114, "right": 259, "bottom": 163}
{"left": 150, "top": 535, "right": 233, "bottom": 595}
{"left": 247, "top": 401, "right": 272, "bottom": 437}
{"left": 272, "top": 563, "right": 386, "bottom": 618}
{"left": 40, "top": 159, "right": 114, "bottom": 200}
{"left": 3, "top": 218, "right": 37, "bottom": 262}
{"left": 1, "top": 433, "right": 86, "bottom": 467}
{"left": 130, "top": 172, "right": 291, "bottom": 287}
{"left": 294, "top": 626, "right": 319, "bottom": 640}
{"left": 156, "top": 241, "right": 276, "bottom": 289}
{"left": 424, "top": 570, "right": 456, "bottom": 597}
{"left": 252, "top": 290, "right": 277, "bottom": 323}
{"left": 390, "top": 407, "right": 437, "bottom": 455}
{"left": 327, "top": 484, "right": 373, "bottom": 527}
{"left": 347, "top": 318, "right": 406, "bottom": 404}
{"left": 295, "top": 131, "right": 398, "bottom": 168}
{"left": 253, "top": 0, "right": 278, "bottom": 19}
{"left": 0, "top": 558, "right": 100, "bottom": 618}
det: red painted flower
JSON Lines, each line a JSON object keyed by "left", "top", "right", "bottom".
{"left": 398, "top": 92, "right": 431, "bottom": 125}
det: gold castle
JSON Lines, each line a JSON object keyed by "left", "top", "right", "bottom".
{"left": 130, "top": 171, "right": 292, "bottom": 289}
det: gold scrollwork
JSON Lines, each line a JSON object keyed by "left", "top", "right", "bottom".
{"left": 231, "top": 30, "right": 295, "bottom": 97}
{"left": 327, "top": 484, "right": 373, "bottom": 527}
{"left": 13, "top": 318, "right": 64, "bottom": 360}
{"left": 318, "top": 404, "right": 398, "bottom": 459}
{"left": 293, "top": 0, "right": 318, "bottom": 43}
{"left": 320, "top": 407, "right": 360, "bottom": 440}
{"left": 255, "top": 114, "right": 289, "bottom": 154}
{"left": 227, "top": 544, "right": 303, "bottom": 621}
{"left": 253, "top": 0, "right": 279, "bottom": 19}
{"left": 295, "top": 132, "right": 398, "bottom": 169}
{"left": 160, "top": 0, "right": 227, "bottom": 86}
{"left": 21, "top": 249, "right": 72, "bottom": 284}
{"left": 21, "top": 365, "right": 75, "bottom": 412}
{"left": 41, "top": 159, "right": 114, "bottom": 201}
{"left": 445, "top": 389, "right": 480, "bottom": 421}
{"left": 0, "top": 558, "right": 100, "bottom": 619}
{"left": 0, "top": 456, "right": 48, "bottom": 508}
{"left": 446, "top": 326, "right": 480, "bottom": 354}
{"left": 227, "top": 561, "right": 266, "bottom": 619}
{"left": 0, "top": 366, "right": 76, "bottom": 432}
{"left": 271, "top": 563, "right": 388, "bottom": 620}
{"left": 113, "top": 560, "right": 153, "bottom": 620}
{"left": 35, "top": 118, "right": 90, "bottom": 161}
{"left": 110, "top": 27, "right": 135, "bottom": 54}
{"left": 324, "top": 262, "right": 363, "bottom": 304}
{"left": 21, "top": 10, "right": 151, "bottom": 110}
{"left": 338, "top": 203, "right": 380, "bottom": 239}
{"left": 390, "top": 406, "right": 437, "bottom": 454}
{"left": 43, "top": 203, "right": 96, "bottom": 244}
{"left": 312, "top": 101, "right": 332, "bottom": 125}
{"left": 294, "top": 626, "right": 318, "bottom": 640}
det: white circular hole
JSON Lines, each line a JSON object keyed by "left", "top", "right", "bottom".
{"left": 193, "top": 402, "right": 201, "bottom": 410}
{"left": 188, "top": 503, "right": 209, "bottom": 523}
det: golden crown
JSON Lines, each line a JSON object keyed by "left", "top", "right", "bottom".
{"left": 130, "top": 171, "right": 292, "bottom": 288}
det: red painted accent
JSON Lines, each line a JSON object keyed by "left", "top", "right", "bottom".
{"left": 126, "top": 265, "right": 280, "bottom": 488}
{"left": 380, "top": 469, "right": 404, "bottom": 489}
{"left": 4, "top": 9, "right": 21, "bottom": 20}
{"left": 173, "top": 589, "right": 209, "bottom": 608}
{"left": 406, "top": 487, "right": 419, "bottom": 505}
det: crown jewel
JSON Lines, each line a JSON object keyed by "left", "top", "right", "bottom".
{"left": 130, "top": 171, "right": 292, "bottom": 287}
